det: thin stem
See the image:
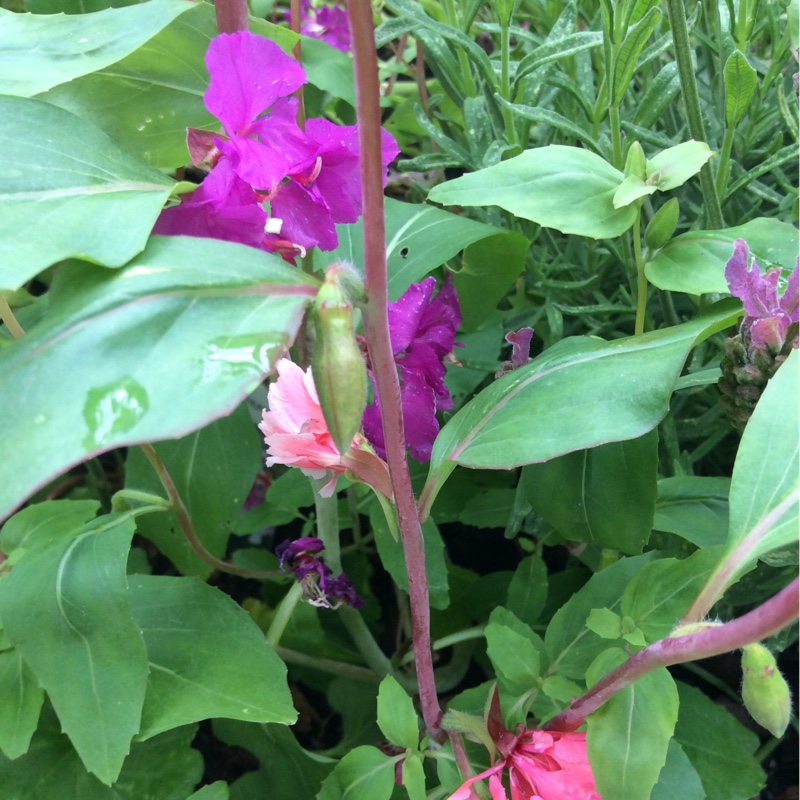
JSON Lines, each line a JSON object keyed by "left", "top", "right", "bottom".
{"left": 312, "top": 476, "right": 342, "bottom": 572}
{"left": 0, "top": 293, "right": 24, "bottom": 338}
{"left": 289, "top": 0, "right": 306, "bottom": 128}
{"left": 547, "top": 577, "right": 799, "bottom": 732}
{"left": 609, "top": 105, "right": 623, "bottom": 170}
{"left": 276, "top": 645, "right": 381, "bottom": 681}
{"left": 340, "top": 605, "right": 397, "bottom": 678}
{"left": 633, "top": 211, "right": 647, "bottom": 335}
{"left": 664, "top": 0, "right": 725, "bottom": 228}
{"left": 213, "top": 0, "right": 248, "bottom": 35}
{"left": 715, "top": 124, "right": 735, "bottom": 200}
{"left": 266, "top": 581, "right": 305, "bottom": 647}
{"left": 138, "top": 443, "right": 280, "bottom": 580}
{"left": 347, "top": 0, "right": 443, "bottom": 740}
{"left": 499, "top": 20, "right": 518, "bottom": 147}
{"left": 443, "top": 0, "right": 476, "bottom": 98}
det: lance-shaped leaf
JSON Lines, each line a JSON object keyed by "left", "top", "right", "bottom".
{"left": 0, "top": 235, "right": 318, "bottom": 521}
{"left": 645, "top": 218, "right": 798, "bottom": 295}
{"left": 724, "top": 50, "right": 758, "bottom": 127}
{"left": 0, "top": 0, "right": 192, "bottom": 97}
{"left": 0, "top": 513, "right": 147, "bottom": 785}
{"left": 0, "top": 97, "right": 175, "bottom": 290}
{"left": 612, "top": 7, "right": 661, "bottom": 104}
{"left": 420, "top": 303, "right": 741, "bottom": 517}
{"left": 427, "top": 146, "right": 637, "bottom": 240}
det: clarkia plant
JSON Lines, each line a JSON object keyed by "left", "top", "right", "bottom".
{"left": 0, "top": 0, "right": 797, "bottom": 798}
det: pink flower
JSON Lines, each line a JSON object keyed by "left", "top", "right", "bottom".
{"left": 448, "top": 728, "right": 599, "bottom": 800}
{"left": 259, "top": 359, "right": 392, "bottom": 498}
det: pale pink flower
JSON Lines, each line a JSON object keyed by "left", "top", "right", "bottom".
{"left": 448, "top": 728, "right": 599, "bottom": 800}
{"left": 259, "top": 359, "right": 391, "bottom": 498}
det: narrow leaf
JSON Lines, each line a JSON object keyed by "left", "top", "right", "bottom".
{"left": 724, "top": 50, "right": 758, "bottom": 127}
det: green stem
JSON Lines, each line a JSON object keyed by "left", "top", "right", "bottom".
{"left": 340, "top": 606, "right": 397, "bottom": 678}
{"left": 0, "top": 293, "right": 24, "bottom": 338}
{"left": 609, "top": 104, "right": 624, "bottom": 170}
{"left": 312, "top": 476, "right": 341, "bottom": 572}
{"left": 266, "top": 582, "right": 305, "bottom": 647}
{"left": 499, "top": 20, "right": 519, "bottom": 146}
{"left": 633, "top": 210, "right": 647, "bottom": 335}
{"left": 715, "top": 123, "right": 735, "bottom": 200}
{"left": 443, "top": 0, "right": 476, "bottom": 97}
{"left": 664, "top": 0, "right": 725, "bottom": 228}
{"left": 275, "top": 645, "right": 381, "bottom": 682}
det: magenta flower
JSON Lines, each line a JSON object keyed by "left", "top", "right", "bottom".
{"left": 495, "top": 327, "right": 534, "bottom": 378}
{"left": 298, "top": 0, "right": 351, "bottom": 52}
{"left": 276, "top": 536, "right": 364, "bottom": 609}
{"left": 725, "top": 239, "right": 799, "bottom": 353}
{"left": 448, "top": 728, "right": 600, "bottom": 800}
{"left": 363, "top": 275, "right": 461, "bottom": 462}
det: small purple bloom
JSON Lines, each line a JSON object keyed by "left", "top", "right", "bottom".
{"left": 276, "top": 537, "right": 363, "bottom": 609}
{"left": 495, "top": 327, "right": 534, "bottom": 378}
{"left": 725, "top": 239, "right": 799, "bottom": 352}
{"left": 296, "top": 0, "right": 351, "bottom": 53}
{"left": 363, "top": 275, "right": 461, "bottom": 462}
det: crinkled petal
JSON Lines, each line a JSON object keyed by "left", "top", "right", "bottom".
{"left": 271, "top": 180, "right": 339, "bottom": 251}
{"left": 724, "top": 239, "right": 780, "bottom": 318}
{"left": 779, "top": 258, "right": 799, "bottom": 323}
{"left": 388, "top": 277, "right": 437, "bottom": 353}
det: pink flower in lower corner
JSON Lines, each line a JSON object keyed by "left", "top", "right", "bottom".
{"left": 448, "top": 728, "right": 599, "bottom": 800}
{"left": 259, "top": 358, "right": 392, "bottom": 498}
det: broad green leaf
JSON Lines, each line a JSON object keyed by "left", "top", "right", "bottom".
{"left": 0, "top": 97, "right": 175, "bottom": 290}
{"left": 301, "top": 35, "right": 356, "bottom": 108}
{"left": 0, "top": 235, "right": 316, "bottom": 521}
{"left": 428, "top": 145, "right": 638, "bottom": 239}
{"left": 522, "top": 431, "right": 658, "bottom": 554}
{"left": 651, "top": 740, "right": 704, "bottom": 800}
{"left": 0, "top": 0, "right": 192, "bottom": 96}
{"left": 714, "top": 349, "right": 799, "bottom": 588}
{"left": 38, "top": 7, "right": 296, "bottom": 170}
{"left": 485, "top": 623, "right": 542, "bottom": 695}
{"left": 587, "top": 652, "right": 679, "bottom": 800}
{"left": 724, "top": 50, "right": 758, "bottom": 127}
{"left": 613, "top": 174, "right": 658, "bottom": 208}
{"left": 613, "top": 7, "right": 661, "bottom": 104}
{"left": 505, "top": 555, "right": 548, "bottom": 627}
{"left": 620, "top": 548, "right": 721, "bottom": 642}
{"left": 328, "top": 198, "right": 515, "bottom": 301}
{"left": 459, "top": 488, "right": 516, "bottom": 529}
{"left": 646, "top": 140, "right": 714, "bottom": 191}
{"left": 316, "top": 746, "right": 396, "bottom": 800}
{"left": 544, "top": 554, "right": 653, "bottom": 679}
{"left": 0, "top": 499, "right": 100, "bottom": 556}
{"left": 645, "top": 218, "right": 798, "bottom": 295}
{"left": 420, "top": 304, "right": 740, "bottom": 516}
{"left": 129, "top": 575, "right": 296, "bottom": 739}
{"left": 401, "top": 753, "right": 427, "bottom": 800}
{"left": 0, "top": 650, "right": 43, "bottom": 760}
{"left": 377, "top": 676, "right": 419, "bottom": 750}
{"left": 674, "top": 683, "right": 765, "bottom": 800}
{"left": 653, "top": 477, "right": 730, "bottom": 547}
{"left": 124, "top": 404, "right": 262, "bottom": 577}
{"left": 187, "top": 783, "right": 229, "bottom": 800}
{"left": 0, "top": 513, "right": 147, "bottom": 784}
{"left": 0, "top": 705, "right": 202, "bottom": 800}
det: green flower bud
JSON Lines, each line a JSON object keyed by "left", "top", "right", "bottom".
{"left": 624, "top": 141, "right": 647, "bottom": 181}
{"left": 644, "top": 198, "right": 680, "bottom": 250}
{"left": 311, "top": 266, "right": 368, "bottom": 456}
{"left": 741, "top": 643, "right": 791, "bottom": 738}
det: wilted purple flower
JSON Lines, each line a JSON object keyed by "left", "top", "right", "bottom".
{"left": 298, "top": 0, "right": 351, "bottom": 52}
{"left": 276, "top": 536, "right": 364, "bottom": 609}
{"left": 725, "top": 239, "right": 799, "bottom": 352}
{"left": 363, "top": 275, "right": 461, "bottom": 462}
{"left": 495, "top": 327, "right": 534, "bottom": 378}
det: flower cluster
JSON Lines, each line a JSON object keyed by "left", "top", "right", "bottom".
{"left": 448, "top": 727, "right": 599, "bottom": 800}
{"left": 154, "top": 31, "right": 398, "bottom": 259}
{"left": 294, "top": 0, "right": 351, "bottom": 52}
{"left": 363, "top": 275, "right": 461, "bottom": 462}
{"left": 275, "top": 536, "right": 363, "bottom": 609}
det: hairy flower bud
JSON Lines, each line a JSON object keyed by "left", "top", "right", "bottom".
{"left": 311, "top": 265, "right": 368, "bottom": 456}
{"left": 644, "top": 198, "right": 680, "bottom": 250}
{"left": 741, "top": 643, "right": 791, "bottom": 738}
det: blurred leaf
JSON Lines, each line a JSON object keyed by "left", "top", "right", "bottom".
{"left": 377, "top": 676, "right": 419, "bottom": 750}
{"left": 645, "top": 218, "right": 798, "bottom": 295}
{"left": 651, "top": 740, "right": 704, "bottom": 800}
{"left": 0, "top": 235, "right": 316, "bottom": 521}
{"left": 315, "top": 746, "right": 396, "bottom": 800}
{"left": 653, "top": 477, "right": 730, "bottom": 547}
{"left": 0, "top": 650, "right": 43, "bottom": 760}
{"left": 505, "top": 555, "right": 548, "bottom": 627}
{"left": 300, "top": 35, "right": 355, "bottom": 107}
{"left": 0, "top": 97, "right": 174, "bottom": 291}
{"left": 522, "top": 431, "right": 658, "bottom": 554}
{"left": 459, "top": 488, "right": 517, "bottom": 529}
{"left": 186, "top": 783, "right": 229, "bottom": 800}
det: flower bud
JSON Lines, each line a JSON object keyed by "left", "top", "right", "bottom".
{"left": 741, "top": 643, "right": 791, "bottom": 737}
{"left": 624, "top": 141, "right": 647, "bottom": 181}
{"left": 644, "top": 198, "right": 680, "bottom": 250}
{"left": 311, "top": 268, "right": 368, "bottom": 456}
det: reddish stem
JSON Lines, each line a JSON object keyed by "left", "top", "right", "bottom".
{"left": 546, "top": 577, "right": 800, "bottom": 732}
{"left": 214, "top": 0, "right": 248, "bottom": 34}
{"left": 289, "top": 0, "right": 307, "bottom": 128}
{"left": 346, "top": 0, "right": 442, "bottom": 739}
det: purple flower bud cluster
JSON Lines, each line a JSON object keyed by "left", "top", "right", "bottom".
{"left": 276, "top": 536, "right": 364, "bottom": 609}
{"left": 154, "top": 31, "right": 398, "bottom": 261}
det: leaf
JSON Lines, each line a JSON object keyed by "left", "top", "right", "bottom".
{"left": 128, "top": 575, "right": 295, "bottom": 739}
{"left": 0, "top": 513, "right": 147, "bottom": 784}
{"left": 0, "top": 0, "right": 192, "bottom": 97}
{"left": 377, "top": 676, "right": 419, "bottom": 750}
{"left": 0, "top": 235, "right": 316, "bottom": 521}
{"left": 459, "top": 488, "right": 517, "bottom": 529}
{"left": 645, "top": 218, "right": 799, "bottom": 294}
{"left": 0, "top": 96, "right": 175, "bottom": 291}
{"left": 186, "top": 783, "right": 229, "bottom": 800}
{"left": 587, "top": 652, "right": 679, "bottom": 800}
{"left": 420, "top": 304, "right": 740, "bottom": 516}
{"left": 0, "top": 650, "right": 43, "bottom": 760}
{"left": 613, "top": 175, "right": 658, "bottom": 208}
{"left": 513, "top": 30, "right": 604, "bottom": 84}
{"left": 613, "top": 7, "right": 661, "bottom": 104}
{"left": 715, "top": 349, "right": 799, "bottom": 588}
{"left": 428, "top": 145, "right": 638, "bottom": 240}
{"left": 651, "top": 740, "right": 704, "bottom": 800}
{"left": 0, "top": 499, "right": 100, "bottom": 556}
{"left": 674, "top": 683, "right": 765, "bottom": 800}
{"left": 646, "top": 140, "right": 714, "bottom": 191}
{"left": 316, "top": 746, "right": 396, "bottom": 800}
{"left": 724, "top": 50, "right": 758, "bottom": 127}
{"left": 505, "top": 555, "right": 548, "bottom": 628}
{"left": 485, "top": 623, "right": 542, "bottom": 696}
{"left": 522, "top": 431, "right": 658, "bottom": 554}
{"left": 124, "top": 404, "right": 263, "bottom": 577}
{"left": 401, "top": 753, "right": 427, "bottom": 800}
{"left": 301, "top": 35, "right": 355, "bottom": 107}
{"left": 653, "top": 477, "right": 730, "bottom": 547}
